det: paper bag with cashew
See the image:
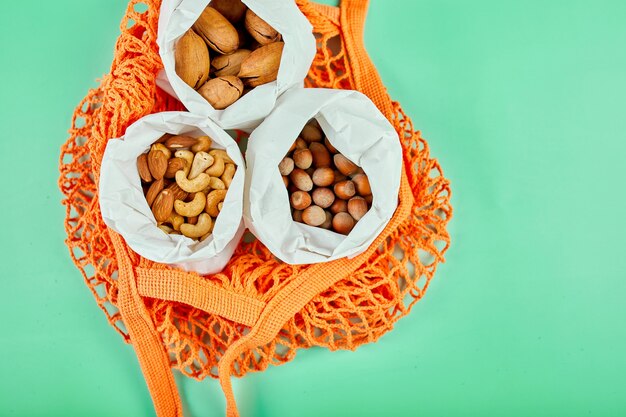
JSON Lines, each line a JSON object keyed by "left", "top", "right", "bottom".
{"left": 244, "top": 88, "right": 403, "bottom": 264}
{"left": 99, "top": 111, "right": 245, "bottom": 274}
{"left": 156, "top": 0, "right": 316, "bottom": 130}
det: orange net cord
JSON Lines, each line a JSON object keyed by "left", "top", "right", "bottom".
{"left": 58, "top": 0, "right": 452, "bottom": 416}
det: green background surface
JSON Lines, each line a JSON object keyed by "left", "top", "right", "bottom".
{"left": 1, "top": 0, "right": 625, "bottom": 416}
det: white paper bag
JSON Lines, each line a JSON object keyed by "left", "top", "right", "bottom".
{"left": 156, "top": 0, "right": 316, "bottom": 130}
{"left": 99, "top": 111, "right": 246, "bottom": 274}
{"left": 244, "top": 88, "right": 402, "bottom": 265}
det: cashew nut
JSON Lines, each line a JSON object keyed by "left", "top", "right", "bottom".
{"left": 158, "top": 224, "right": 174, "bottom": 234}
{"left": 180, "top": 213, "right": 213, "bottom": 238}
{"left": 221, "top": 163, "right": 236, "bottom": 188}
{"left": 188, "top": 151, "right": 214, "bottom": 179}
{"left": 175, "top": 170, "right": 211, "bottom": 193}
{"left": 151, "top": 143, "right": 172, "bottom": 159}
{"left": 174, "top": 192, "right": 206, "bottom": 217}
{"left": 209, "top": 149, "right": 234, "bottom": 164}
{"left": 205, "top": 154, "right": 225, "bottom": 177}
{"left": 209, "top": 177, "right": 226, "bottom": 190}
{"left": 206, "top": 189, "right": 227, "bottom": 217}
{"left": 174, "top": 150, "right": 194, "bottom": 176}
{"left": 168, "top": 213, "right": 184, "bottom": 231}
{"left": 191, "top": 136, "right": 212, "bottom": 153}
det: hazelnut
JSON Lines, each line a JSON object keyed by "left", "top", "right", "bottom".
{"left": 334, "top": 154, "right": 359, "bottom": 176}
{"left": 293, "top": 148, "right": 313, "bottom": 169}
{"left": 278, "top": 157, "right": 294, "bottom": 176}
{"left": 334, "top": 180, "right": 356, "bottom": 200}
{"left": 352, "top": 173, "right": 372, "bottom": 196}
{"left": 293, "top": 209, "right": 303, "bottom": 223}
{"left": 301, "top": 122, "right": 323, "bottom": 142}
{"left": 290, "top": 169, "right": 313, "bottom": 192}
{"left": 302, "top": 205, "right": 326, "bottom": 226}
{"left": 312, "top": 187, "right": 335, "bottom": 209}
{"left": 321, "top": 211, "right": 333, "bottom": 229}
{"left": 329, "top": 198, "right": 348, "bottom": 214}
{"left": 324, "top": 137, "right": 338, "bottom": 153}
{"left": 309, "top": 142, "right": 332, "bottom": 167}
{"left": 291, "top": 191, "right": 312, "bottom": 210}
{"left": 332, "top": 212, "right": 355, "bottom": 235}
{"left": 312, "top": 167, "right": 334, "bottom": 187}
{"left": 347, "top": 196, "right": 368, "bottom": 221}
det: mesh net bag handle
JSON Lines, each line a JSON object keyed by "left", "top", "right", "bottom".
{"left": 58, "top": 0, "right": 452, "bottom": 416}
{"left": 115, "top": 2, "right": 412, "bottom": 415}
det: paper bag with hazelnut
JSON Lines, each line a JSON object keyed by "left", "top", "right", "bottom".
{"left": 99, "top": 112, "right": 246, "bottom": 274}
{"left": 244, "top": 88, "right": 402, "bottom": 264}
{"left": 157, "top": 0, "right": 316, "bottom": 130}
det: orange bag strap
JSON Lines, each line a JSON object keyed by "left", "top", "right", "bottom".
{"left": 340, "top": 0, "right": 394, "bottom": 119}
{"left": 112, "top": 231, "right": 184, "bottom": 417}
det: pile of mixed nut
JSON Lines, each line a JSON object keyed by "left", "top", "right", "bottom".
{"left": 175, "top": 0, "right": 283, "bottom": 109}
{"left": 137, "top": 134, "right": 236, "bottom": 241}
{"left": 279, "top": 120, "right": 373, "bottom": 235}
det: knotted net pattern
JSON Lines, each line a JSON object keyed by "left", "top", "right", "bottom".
{"left": 59, "top": 0, "right": 452, "bottom": 381}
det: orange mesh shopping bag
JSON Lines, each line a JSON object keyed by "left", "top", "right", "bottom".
{"left": 58, "top": 0, "right": 452, "bottom": 416}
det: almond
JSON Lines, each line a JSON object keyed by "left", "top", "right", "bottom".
{"left": 145, "top": 178, "right": 164, "bottom": 207}
{"left": 165, "top": 157, "right": 186, "bottom": 179}
{"left": 238, "top": 41, "right": 284, "bottom": 87}
{"left": 198, "top": 76, "right": 244, "bottom": 110}
{"left": 164, "top": 135, "right": 198, "bottom": 150}
{"left": 148, "top": 150, "right": 168, "bottom": 180}
{"left": 137, "top": 153, "right": 152, "bottom": 182}
{"left": 193, "top": 6, "right": 239, "bottom": 54}
{"left": 166, "top": 183, "right": 189, "bottom": 201}
{"left": 151, "top": 189, "right": 174, "bottom": 223}
{"left": 175, "top": 30, "right": 210, "bottom": 90}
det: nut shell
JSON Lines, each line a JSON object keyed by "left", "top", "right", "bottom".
{"left": 289, "top": 168, "right": 313, "bottom": 192}
{"left": 309, "top": 142, "right": 332, "bottom": 168}
{"left": 302, "top": 205, "right": 326, "bottom": 227}
{"left": 312, "top": 167, "right": 334, "bottom": 187}
{"left": 334, "top": 180, "right": 356, "bottom": 200}
{"left": 312, "top": 188, "right": 335, "bottom": 209}
{"left": 175, "top": 30, "right": 210, "bottom": 90}
{"left": 198, "top": 76, "right": 244, "bottom": 110}
{"left": 211, "top": 49, "right": 251, "bottom": 77}
{"left": 278, "top": 157, "right": 294, "bottom": 176}
{"left": 193, "top": 6, "right": 239, "bottom": 54}
{"left": 352, "top": 173, "right": 372, "bottom": 196}
{"left": 329, "top": 198, "right": 348, "bottom": 214}
{"left": 301, "top": 123, "right": 323, "bottom": 142}
{"left": 290, "top": 191, "right": 312, "bottom": 210}
{"left": 332, "top": 212, "right": 355, "bottom": 235}
{"left": 347, "top": 196, "right": 368, "bottom": 221}
{"left": 244, "top": 9, "right": 281, "bottom": 45}
{"left": 334, "top": 154, "right": 359, "bottom": 176}
{"left": 209, "top": 0, "right": 247, "bottom": 23}
{"left": 238, "top": 41, "right": 284, "bottom": 87}
{"left": 293, "top": 149, "right": 313, "bottom": 169}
